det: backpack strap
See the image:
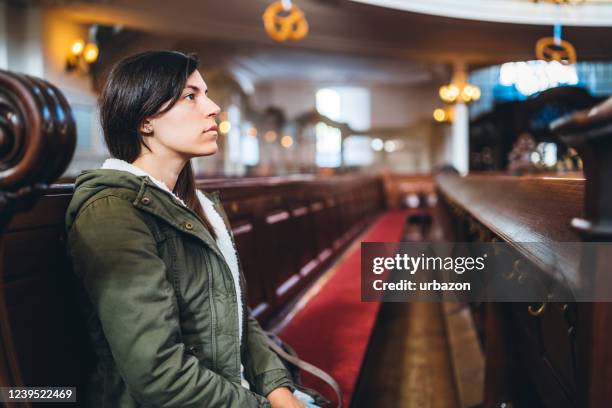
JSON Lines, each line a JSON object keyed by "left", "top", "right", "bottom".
{"left": 263, "top": 335, "right": 343, "bottom": 408}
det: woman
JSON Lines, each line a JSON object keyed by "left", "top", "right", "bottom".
{"left": 66, "top": 50, "right": 316, "bottom": 408}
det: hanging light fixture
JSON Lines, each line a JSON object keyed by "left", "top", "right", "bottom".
{"left": 535, "top": 23, "right": 577, "bottom": 65}
{"left": 262, "top": 0, "right": 309, "bottom": 42}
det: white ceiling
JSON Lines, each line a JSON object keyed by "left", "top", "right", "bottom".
{"left": 349, "top": 0, "right": 612, "bottom": 26}
{"left": 214, "top": 48, "right": 437, "bottom": 90}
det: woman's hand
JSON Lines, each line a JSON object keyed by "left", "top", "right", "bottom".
{"left": 267, "top": 387, "right": 307, "bottom": 408}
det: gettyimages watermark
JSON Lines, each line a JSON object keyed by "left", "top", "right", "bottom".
{"left": 361, "top": 242, "right": 612, "bottom": 302}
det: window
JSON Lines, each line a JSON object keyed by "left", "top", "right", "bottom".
{"left": 315, "top": 122, "right": 342, "bottom": 168}
{"left": 316, "top": 87, "right": 371, "bottom": 131}
{"left": 315, "top": 87, "right": 371, "bottom": 168}
{"left": 343, "top": 135, "right": 374, "bottom": 166}
{"left": 241, "top": 122, "right": 259, "bottom": 166}
{"left": 72, "top": 103, "right": 93, "bottom": 149}
{"left": 499, "top": 60, "right": 578, "bottom": 96}
{"left": 227, "top": 104, "right": 241, "bottom": 163}
{"left": 315, "top": 89, "right": 341, "bottom": 121}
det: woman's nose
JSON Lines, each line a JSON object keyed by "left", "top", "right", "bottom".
{"left": 204, "top": 100, "right": 221, "bottom": 118}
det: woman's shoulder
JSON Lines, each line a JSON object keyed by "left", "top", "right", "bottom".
{"left": 67, "top": 169, "right": 146, "bottom": 224}
{"left": 66, "top": 183, "right": 144, "bottom": 235}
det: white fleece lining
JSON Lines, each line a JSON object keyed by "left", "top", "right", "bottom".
{"left": 100, "top": 158, "right": 249, "bottom": 389}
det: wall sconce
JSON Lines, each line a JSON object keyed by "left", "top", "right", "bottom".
{"left": 66, "top": 25, "right": 100, "bottom": 73}
{"left": 66, "top": 39, "right": 99, "bottom": 73}
{"left": 66, "top": 38, "right": 99, "bottom": 73}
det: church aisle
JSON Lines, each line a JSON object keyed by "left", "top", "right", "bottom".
{"left": 354, "top": 301, "right": 460, "bottom": 408}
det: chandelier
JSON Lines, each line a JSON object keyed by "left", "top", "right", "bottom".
{"left": 262, "top": 0, "right": 309, "bottom": 42}
{"left": 438, "top": 83, "right": 481, "bottom": 104}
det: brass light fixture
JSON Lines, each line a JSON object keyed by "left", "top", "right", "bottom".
{"left": 439, "top": 83, "right": 481, "bottom": 104}
{"left": 435, "top": 81, "right": 480, "bottom": 123}
{"left": 262, "top": 0, "right": 309, "bottom": 42}
{"left": 535, "top": 23, "right": 577, "bottom": 65}
{"left": 66, "top": 26, "right": 99, "bottom": 73}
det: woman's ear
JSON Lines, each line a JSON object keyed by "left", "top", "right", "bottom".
{"left": 140, "top": 120, "right": 154, "bottom": 136}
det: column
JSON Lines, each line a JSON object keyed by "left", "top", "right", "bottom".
{"left": 451, "top": 62, "right": 469, "bottom": 175}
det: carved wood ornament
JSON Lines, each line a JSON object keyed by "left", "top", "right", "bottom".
{"left": 0, "top": 70, "right": 76, "bottom": 407}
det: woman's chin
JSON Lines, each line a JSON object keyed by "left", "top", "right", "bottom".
{"left": 199, "top": 143, "right": 218, "bottom": 156}
{"left": 185, "top": 142, "right": 218, "bottom": 158}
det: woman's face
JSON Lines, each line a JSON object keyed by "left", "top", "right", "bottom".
{"left": 145, "top": 70, "right": 221, "bottom": 159}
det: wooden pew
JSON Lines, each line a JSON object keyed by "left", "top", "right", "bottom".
{"left": 436, "top": 96, "right": 612, "bottom": 407}
{"left": 0, "top": 70, "right": 387, "bottom": 406}
{"left": 197, "top": 175, "right": 385, "bottom": 322}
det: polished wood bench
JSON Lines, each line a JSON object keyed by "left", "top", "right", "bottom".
{"left": 436, "top": 95, "right": 612, "bottom": 408}
{"left": 199, "top": 175, "right": 385, "bottom": 323}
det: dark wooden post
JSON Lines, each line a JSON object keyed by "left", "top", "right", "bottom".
{"left": 0, "top": 70, "right": 76, "bottom": 407}
{"left": 552, "top": 98, "right": 612, "bottom": 239}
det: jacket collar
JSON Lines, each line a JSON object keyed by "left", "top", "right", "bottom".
{"left": 101, "top": 158, "right": 187, "bottom": 206}
{"left": 100, "top": 158, "right": 224, "bottom": 259}
{"left": 135, "top": 177, "right": 226, "bottom": 259}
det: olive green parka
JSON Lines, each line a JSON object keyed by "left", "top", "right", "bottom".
{"left": 65, "top": 169, "right": 294, "bottom": 407}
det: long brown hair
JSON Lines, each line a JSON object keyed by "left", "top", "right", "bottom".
{"left": 99, "top": 50, "right": 216, "bottom": 239}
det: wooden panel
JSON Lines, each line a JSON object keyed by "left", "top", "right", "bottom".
{"left": 232, "top": 219, "right": 265, "bottom": 309}
{"left": 539, "top": 303, "right": 577, "bottom": 395}
{"left": 264, "top": 208, "right": 301, "bottom": 304}
{"left": 8, "top": 190, "right": 73, "bottom": 232}
{"left": 289, "top": 205, "right": 318, "bottom": 278}
{"left": 510, "top": 312, "right": 575, "bottom": 408}
{"left": 1, "top": 228, "right": 94, "bottom": 389}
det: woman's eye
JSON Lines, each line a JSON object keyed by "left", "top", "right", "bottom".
{"left": 184, "top": 93, "right": 195, "bottom": 100}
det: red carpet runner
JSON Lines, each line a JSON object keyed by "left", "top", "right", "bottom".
{"left": 279, "top": 210, "right": 409, "bottom": 407}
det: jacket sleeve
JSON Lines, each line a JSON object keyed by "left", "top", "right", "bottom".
{"left": 68, "top": 195, "right": 270, "bottom": 408}
{"left": 244, "top": 307, "right": 296, "bottom": 397}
